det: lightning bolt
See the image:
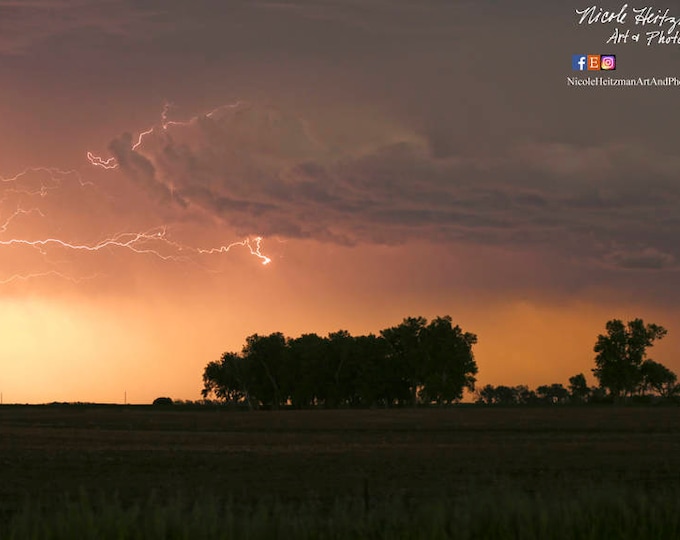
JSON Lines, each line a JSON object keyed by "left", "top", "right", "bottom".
{"left": 85, "top": 153, "right": 118, "bottom": 170}
{"left": 1, "top": 166, "right": 92, "bottom": 196}
{"left": 86, "top": 100, "right": 244, "bottom": 168}
{"left": 0, "top": 207, "right": 45, "bottom": 233}
{"left": 0, "top": 271, "right": 100, "bottom": 286}
{"left": 196, "top": 236, "right": 272, "bottom": 265}
{"left": 1, "top": 100, "right": 271, "bottom": 286}
{"left": 84, "top": 100, "right": 270, "bottom": 266}
{"left": 0, "top": 228, "right": 271, "bottom": 265}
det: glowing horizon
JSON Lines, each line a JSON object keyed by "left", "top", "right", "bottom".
{"left": 1, "top": 1, "right": 679, "bottom": 404}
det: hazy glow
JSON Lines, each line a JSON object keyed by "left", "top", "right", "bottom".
{"left": 0, "top": 241, "right": 677, "bottom": 404}
{"left": 0, "top": 0, "right": 678, "bottom": 403}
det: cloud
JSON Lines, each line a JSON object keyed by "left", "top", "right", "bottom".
{"left": 107, "top": 102, "right": 680, "bottom": 272}
{"left": 603, "top": 248, "right": 678, "bottom": 271}
{"left": 251, "top": 0, "right": 465, "bottom": 36}
{"left": 109, "top": 133, "right": 187, "bottom": 208}
{"left": 0, "top": 0, "right": 162, "bottom": 55}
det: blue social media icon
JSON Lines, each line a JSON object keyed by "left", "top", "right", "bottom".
{"left": 572, "top": 55, "right": 587, "bottom": 71}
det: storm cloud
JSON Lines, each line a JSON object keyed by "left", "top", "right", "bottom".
{"left": 107, "top": 101, "right": 680, "bottom": 272}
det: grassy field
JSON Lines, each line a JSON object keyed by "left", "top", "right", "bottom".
{"left": 1, "top": 405, "right": 679, "bottom": 537}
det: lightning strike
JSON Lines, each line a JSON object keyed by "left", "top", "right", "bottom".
{"left": 0, "top": 207, "right": 45, "bottom": 232}
{"left": 0, "top": 226, "right": 269, "bottom": 264}
{"left": 81, "top": 100, "right": 271, "bottom": 267}
{"left": 0, "top": 271, "right": 100, "bottom": 286}
{"left": 1, "top": 166, "right": 92, "bottom": 195}
{"left": 196, "top": 236, "right": 272, "bottom": 265}
{"left": 2, "top": 101, "right": 271, "bottom": 285}
{"left": 86, "top": 152, "right": 118, "bottom": 169}
{"left": 160, "top": 100, "right": 174, "bottom": 129}
{"left": 85, "top": 100, "right": 245, "bottom": 168}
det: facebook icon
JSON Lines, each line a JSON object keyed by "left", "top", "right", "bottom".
{"left": 572, "top": 55, "right": 587, "bottom": 71}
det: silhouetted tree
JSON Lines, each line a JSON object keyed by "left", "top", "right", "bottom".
{"left": 640, "top": 359, "right": 678, "bottom": 398}
{"left": 477, "top": 384, "right": 526, "bottom": 405}
{"left": 536, "top": 383, "right": 569, "bottom": 404}
{"left": 242, "top": 333, "right": 288, "bottom": 409}
{"left": 419, "top": 316, "right": 478, "bottom": 405}
{"left": 475, "top": 384, "right": 496, "bottom": 405}
{"left": 202, "top": 351, "right": 255, "bottom": 408}
{"left": 286, "top": 333, "right": 327, "bottom": 408}
{"left": 324, "top": 330, "right": 358, "bottom": 407}
{"left": 477, "top": 385, "right": 535, "bottom": 405}
{"left": 515, "top": 385, "right": 539, "bottom": 405}
{"left": 152, "top": 397, "right": 173, "bottom": 406}
{"left": 494, "top": 385, "right": 519, "bottom": 405}
{"left": 380, "top": 317, "right": 428, "bottom": 406}
{"left": 380, "top": 316, "right": 478, "bottom": 406}
{"left": 592, "top": 319, "right": 667, "bottom": 401}
{"left": 568, "top": 373, "right": 590, "bottom": 403}
{"left": 354, "top": 334, "right": 392, "bottom": 407}
{"left": 202, "top": 315, "right": 478, "bottom": 409}
{"left": 588, "top": 385, "right": 609, "bottom": 403}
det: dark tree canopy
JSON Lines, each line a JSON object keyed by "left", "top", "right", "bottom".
{"left": 568, "top": 373, "right": 590, "bottom": 403}
{"left": 202, "top": 316, "right": 478, "bottom": 409}
{"left": 640, "top": 359, "right": 678, "bottom": 398}
{"left": 536, "top": 383, "right": 569, "bottom": 404}
{"left": 202, "top": 315, "right": 677, "bottom": 409}
{"left": 592, "top": 319, "right": 668, "bottom": 400}
{"left": 418, "top": 316, "right": 478, "bottom": 404}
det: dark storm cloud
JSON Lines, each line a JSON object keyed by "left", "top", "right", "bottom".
{"left": 106, "top": 102, "right": 680, "bottom": 272}
{"left": 250, "top": 0, "right": 467, "bottom": 36}
{"left": 604, "top": 248, "right": 677, "bottom": 271}
{"left": 109, "top": 133, "right": 186, "bottom": 208}
{"left": 7, "top": 0, "right": 679, "bottom": 283}
{"left": 0, "top": 0, "right": 161, "bottom": 55}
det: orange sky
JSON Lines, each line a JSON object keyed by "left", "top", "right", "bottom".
{"left": 1, "top": 1, "right": 679, "bottom": 403}
{"left": 1, "top": 239, "right": 678, "bottom": 404}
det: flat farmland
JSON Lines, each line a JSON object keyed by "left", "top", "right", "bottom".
{"left": 2, "top": 405, "right": 680, "bottom": 509}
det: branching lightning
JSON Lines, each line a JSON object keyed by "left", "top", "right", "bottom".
{"left": 86, "top": 101, "right": 243, "bottom": 168}
{"left": 1, "top": 166, "right": 92, "bottom": 195}
{"left": 0, "top": 208, "right": 45, "bottom": 233}
{"left": 196, "top": 236, "right": 271, "bottom": 265}
{"left": 0, "top": 228, "right": 270, "bottom": 265}
{"left": 85, "top": 153, "right": 118, "bottom": 169}
{"left": 0, "top": 270, "right": 100, "bottom": 286}
{"left": 0, "top": 101, "right": 271, "bottom": 285}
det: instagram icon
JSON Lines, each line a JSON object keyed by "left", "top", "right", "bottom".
{"left": 600, "top": 55, "right": 616, "bottom": 70}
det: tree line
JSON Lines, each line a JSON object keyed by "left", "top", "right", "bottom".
{"left": 202, "top": 316, "right": 478, "bottom": 409}
{"left": 201, "top": 317, "right": 678, "bottom": 408}
{"left": 477, "top": 318, "right": 677, "bottom": 404}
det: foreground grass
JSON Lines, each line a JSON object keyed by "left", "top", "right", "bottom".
{"left": 2, "top": 406, "right": 679, "bottom": 538}
{"left": 3, "top": 486, "right": 680, "bottom": 540}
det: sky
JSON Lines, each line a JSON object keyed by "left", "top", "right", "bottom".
{"left": 1, "top": 0, "right": 679, "bottom": 403}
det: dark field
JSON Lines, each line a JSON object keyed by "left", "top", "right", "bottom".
{"left": 2, "top": 405, "right": 680, "bottom": 502}
{"left": 1, "top": 405, "right": 680, "bottom": 537}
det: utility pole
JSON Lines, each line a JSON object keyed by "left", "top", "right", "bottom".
{"left": 124, "top": 390, "right": 127, "bottom": 405}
